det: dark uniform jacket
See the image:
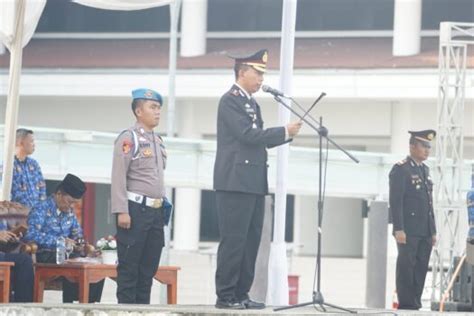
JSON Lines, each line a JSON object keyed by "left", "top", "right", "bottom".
{"left": 389, "top": 156, "right": 436, "bottom": 237}
{"left": 213, "top": 84, "right": 289, "bottom": 195}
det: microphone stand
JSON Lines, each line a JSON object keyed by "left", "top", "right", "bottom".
{"left": 272, "top": 94, "right": 359, "bottom": 164}
{"left": 271, "top": 94, "right": 358, "bottom": 313}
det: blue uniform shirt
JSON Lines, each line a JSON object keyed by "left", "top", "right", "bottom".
{"left": 24, "top": 196, "right": 83, "bottom": 249}
{"left": 11, "top": 156, "right": 47, "bottom": 209}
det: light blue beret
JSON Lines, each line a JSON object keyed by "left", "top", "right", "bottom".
{"left": 132, "top": 88, "right": 163, "bottom": 105}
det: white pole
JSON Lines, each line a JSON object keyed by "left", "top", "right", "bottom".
{"left": 167, "top": 0, "right": 181, "bottom": 138}
{"left": 160, "top": 0, "right": 181, "bottom": 304}
{"left": 393, "top": 0, "right": 422, "bottom": 56}
{"left": 267, "top": 0, "right": 297, "bottom": 306}
{"left": 1, "top": 0, "right": 26, "bottom": 201}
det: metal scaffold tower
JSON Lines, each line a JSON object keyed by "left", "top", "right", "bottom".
{"left": 431, "top": 22, "right": 474, "bottom": 305}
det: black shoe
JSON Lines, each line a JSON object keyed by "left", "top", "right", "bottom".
{"left": 241, "top": 298, "right": 266, "bottom": 309}
{"left": 215, "top": 298, "right": 245, "bottom": 310}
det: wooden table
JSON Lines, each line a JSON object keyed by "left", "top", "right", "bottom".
{"left": 33, "top": 262, "right": 180, "bottom": 304}
{"left": 0, "top": 262, "right": 14, "bottom": 303}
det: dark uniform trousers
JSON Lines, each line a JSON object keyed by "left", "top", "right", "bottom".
{"left": 36, "top": 251, "right": 104, "bottom": 303}
{"left": 215, "top": 191, "right": 265, "bottom": 301}
{"left": 396, "top": 236, "right": 432, "bottom": 310}
{"left": 116, "top": 200, "right": 165, "bottom": 304}
{"left": 0, "top": 252, "right": 34, "bottom": 302}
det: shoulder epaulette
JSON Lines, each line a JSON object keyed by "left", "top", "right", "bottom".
{"left": 396, "top": 159, "right": 407, "bottom": 166}
{"left": 228, "top": 87, "right": 246, "bottom": 98}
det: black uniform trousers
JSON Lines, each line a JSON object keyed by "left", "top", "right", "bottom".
{"left": 36, "top": 251, "right": 104, "bottom": 303}
{"left": 0, "top": 252, "right": 33, "bottom": 302}
{"left": 396, "top": 236, "right": 432, "bottom": 310}
{"left": 116, "top": 200, "right": 164, "bottom": 304}
{"left": 215, "top": 191, "right": 265, "bottom": 302}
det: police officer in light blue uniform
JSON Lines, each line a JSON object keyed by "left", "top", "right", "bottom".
{"left": 24, "top": 174, "right": 104, "bottom": 303}
{"left": 111, "top": 88, "right": 171, "bottom": 304}
{"left": 11, "top": 129, "right": 47, "bottom": 209}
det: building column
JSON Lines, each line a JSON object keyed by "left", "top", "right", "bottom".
{"left": 172, "top": 101, "right": 202, "bottom": 251}
{"left": 393, "top": 0, "right": 422, "bottom": 56}
{"left": 365, "top": 200, "right": 388, "bottom": 308}
{"left": 180, "top": 0, "right": 207, "bottom": 57}
{"left": 294, "top": 195, "right": 364, "bottom": 257}
{"left": 293, "top": 195, "right": 316, "bottom": 256}
{"left": 389, "top": 101, "right": 412, "bottom": 258}
{"left": 390, "top": 101, "right": 411, "bottom": 155}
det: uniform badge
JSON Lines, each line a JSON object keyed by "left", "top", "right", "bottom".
{"left": 143, "top": 148, "right": 153, "bottom": 157}
{"left": 231, "top": 89, "right": 239, "bottom": 96}
{"left": 144, "top": 90, "right": 153, "bottom": 98}
{"left": 252, "top": 123, "right": 257, "bottom": 129}
{"left": 245, "top": 103, "right": 251, "bottom": 108}
{"left": 139, "top": 137, "right": 147, "bottom": 142}
{"left": 122, "top": 140, "right": 132, "bottom": 154}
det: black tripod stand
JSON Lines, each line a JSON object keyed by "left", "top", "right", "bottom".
{"left": 267, "top": 94, "right": 359, "bottom": 313}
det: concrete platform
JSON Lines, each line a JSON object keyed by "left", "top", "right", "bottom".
{"left": 0, "top": 304, "right": 473, "bottom": 316}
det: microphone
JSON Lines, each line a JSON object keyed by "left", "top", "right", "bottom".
{"left": 261, "top": 85, "right": 290, "bottom": 98}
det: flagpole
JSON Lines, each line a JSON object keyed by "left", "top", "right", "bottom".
{"left": 160, "top": 0, "right": 181, "bottom": 304}
{"left": 267, "top": 0, "right": 297, "bottom": 306}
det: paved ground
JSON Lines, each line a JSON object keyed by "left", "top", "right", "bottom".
{"left": 1, "top": 303, "right": 473, "bottom": 316}
{"left": 41, "top": 247, "right": 408, "bottom": 310}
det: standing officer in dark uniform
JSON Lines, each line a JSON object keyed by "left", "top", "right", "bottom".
{"left": 389, "top": 129, "right": 437, "bottom": 310}
{"left": 111, "top": 88, "right": 170, "bottom": 304}
{"left": 213, "top": 49, "right": 302, "bottom": 309}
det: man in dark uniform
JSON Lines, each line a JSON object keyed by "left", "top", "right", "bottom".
{"left": 111, "top": 88, "right": 170, "bottom": 304}
{"left": 389, "top": 129, "right": 437, "bottom": 310}
{"left": 213, "top": 49, "right": 302, "bottom": 309}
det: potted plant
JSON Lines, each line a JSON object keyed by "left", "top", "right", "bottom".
{"left": 96, "top": 235, "right": 117, "bottom": 264}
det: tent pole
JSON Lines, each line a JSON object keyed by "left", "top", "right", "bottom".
{"left": 1, "top": 0, "right": 26, "bottom": 201}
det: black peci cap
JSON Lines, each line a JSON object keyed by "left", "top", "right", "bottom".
{"left": 60, "top": 174, "right": 86, "bottom": 199}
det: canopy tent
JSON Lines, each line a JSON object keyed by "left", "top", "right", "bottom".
{"left": 0, "top": 0, "right": 177, "bottom": 200}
